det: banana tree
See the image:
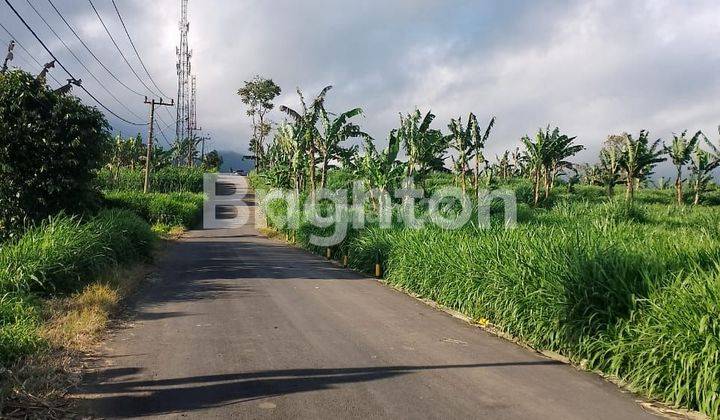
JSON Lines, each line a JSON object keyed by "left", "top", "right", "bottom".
{"left": 521, "top": 126, "right": 581, "bottom": 204}
{"left": 618, "top": 130, "right": 665, "bottom": 201}
{"left": 598, "top": 144, "right": 621, "bottom": 197}
{"left": 665, "top": 130, "right": 702, "bottom": 204}
{"left": 397, "top": 110, "right": 446, "bottom": 181}
{"left": 280, "top": 86, "right": 332, "bottom": 197}
{"left": 688, "top": 144, "right": 720, "bottom": 205}
{"left": 317, "top": 107, "right": 368, "bottom": 188}
{"left": 357, "top": 132, "right": 406, "bottom": 210}
{"left": 520, "top": 132, "right": 547, "bottom": 205}
{"left": 545, "top": 128, "right": 583, "bottom": 196}
{"left": 468, "top": 114, "right": 495, "bottom": 189}
{"left": 447, "top": 117, "right": 471, "bottom": 193}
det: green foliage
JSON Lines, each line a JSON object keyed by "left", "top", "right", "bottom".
{"left": 97, "top": 166, "right": 205, "bottom": 193}
{"left": 0, "top": 210, "right": 154, "bottom": 296}
{"left": 262, "top": 188, "right": 720, "bottom": 418}
{"left": 589, "top": 270, "right": 720, "bottom": 415}
{"left": 0, "top": 294, "right": 42, "bottom": 366}
{"left": 103, "top": 191, "right": 204, "bottom": 228}
{"left": 0, "top": 210, "right": 154, "bottom": 365}
{"left": 202, "top": 150, "right": 223, "bottom": 171}
{"left": 238, "top": 75, "right": 282, "bottom": 169}
{"left": 0, "top": 70, "right": 110, "bottom": 238}
{"left": 398, "top": 109, "right": 446, "bottom": 180}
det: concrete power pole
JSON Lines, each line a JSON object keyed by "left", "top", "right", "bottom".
{"left": 144, "top": 97, "right": 175, "bottom": 193}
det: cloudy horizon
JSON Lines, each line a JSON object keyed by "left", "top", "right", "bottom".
{"left": 2, "top": 0, "right": 719, "bottom": 172}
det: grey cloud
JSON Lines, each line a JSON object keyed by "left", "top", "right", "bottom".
{"left": 2, "top": 0, "right": 719, "bottom": 170}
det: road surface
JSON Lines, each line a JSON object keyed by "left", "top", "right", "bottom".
{"left": 77, "top": 177, "right": 658, "bottom": 419}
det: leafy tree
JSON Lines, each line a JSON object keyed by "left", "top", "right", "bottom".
{"left": 616, "top": 131, "right": 665, "bottom": 200}
{"left": 202, "top": 150, "right": 223, "bottom": 171}
{"left": 237, "top": 75, "right": 281, "bottom": 170}
{"left": 0, "top": 70, "right": 110, "bottom": 237}
{"left": 665, "top": 130, "right": 701, "bottom": 204}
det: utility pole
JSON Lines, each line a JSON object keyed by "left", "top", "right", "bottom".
{"left": 144, "top": 97, "right": 174, "bottom": 193}
{"left": 1, "top": 40, "right": 14, "bottom": 73}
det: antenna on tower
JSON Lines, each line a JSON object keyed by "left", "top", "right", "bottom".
{"left": 176, "top": 0, "right": 191, "bottom": 144}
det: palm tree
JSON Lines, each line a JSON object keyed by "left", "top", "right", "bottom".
{"left": 665, "top": 130, "right": 702, "bottom": 204}
{"left": 280, "top": 86, "right": 332, "bottom": 197}
{"left": 317, "top": 107, "right": 368, "bottom": 188}
{"left": 615, "top": 131, "right": 665, "bottom": 200}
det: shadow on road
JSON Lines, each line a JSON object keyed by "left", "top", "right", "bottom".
{"left": 80, "top": 361, "right": 562, "bottom": 417}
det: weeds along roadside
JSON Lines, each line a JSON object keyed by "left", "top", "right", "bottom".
{"left": 0, "top": 189, "right": 204, "bottom": 416}
{"left": 250, "top": 173, "right": 720, "bottom": 419}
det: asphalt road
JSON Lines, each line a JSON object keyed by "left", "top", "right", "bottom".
{"left": 77, "top": 177, "right": 658, "bottom": 419}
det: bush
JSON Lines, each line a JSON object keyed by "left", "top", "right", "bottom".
{"left": 97, "top": 167, "right": 205, "bottom": 193}
{"left": 0, "top": 70, "right": 110, "bottom": 238}
{"left": 103, "top": 191, "right": 204, "bottom": 228}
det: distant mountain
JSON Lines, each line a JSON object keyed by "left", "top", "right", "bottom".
{"left": 218, "top": 150, "right": 255, "bottom": 173}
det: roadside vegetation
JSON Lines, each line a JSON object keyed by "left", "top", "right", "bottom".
{"left": 0, "top": 69, "right": 207, "bottom": 415}
{"left": 247, "top": 80, "right": 720, "bottom": 418}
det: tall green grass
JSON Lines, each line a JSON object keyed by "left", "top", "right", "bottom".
{"left": 103, "top": 191, "right": 204, "bottom": 228}
{"left": 97, "top": 167, "right": 205, "bottom": 193}
{"left": 261, "top": 187, "right": 720, "bottom": 417}
{"left": 0, "top": 210, "right": 154, "bottom": 365}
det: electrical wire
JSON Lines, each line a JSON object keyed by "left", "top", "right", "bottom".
{"left": 46, "top": 0, "right": 145, "bottom": 97}
{"left": 87, "top": 0, "right": 162, "bottom": 99}
{"left": 108, "top": 0, "right": 177, "bottom": 124}
{"left": 110, "top": 0, "right": 171, "bottom": 100}
{"left": 3, "top": 0, "right": 147, "bottom": 126}
{"left": 24, "top": 0, "right": 145, "bottom": 121}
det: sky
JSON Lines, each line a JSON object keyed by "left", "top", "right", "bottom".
{"left": 2, "top": 0, "right": 719, "bottom": 172}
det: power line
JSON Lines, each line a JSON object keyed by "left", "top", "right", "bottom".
{"left": 46, "top": 0, "right": 145, "bottom": 97}
{"left": 110, "top": 0, "right": 171, "bottom": 99}
{"left": 0, "top": 19, "right": 61, "bottom": 86}
{"left": 23, "top": 0, "right": 145, "bottom": 122}
{"left": 108, "top": 0, "right": 176, "bottom": 125}
{"left": 3, "top": 0, "right": 147, "bottom": 126}
{"left": 87, "top": 0, "right": 162, "bottom": 98}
